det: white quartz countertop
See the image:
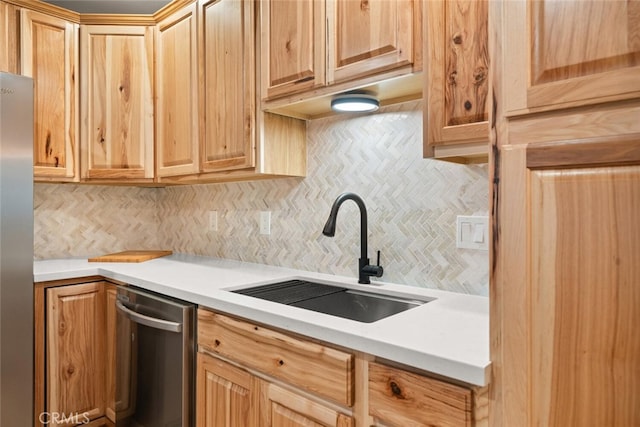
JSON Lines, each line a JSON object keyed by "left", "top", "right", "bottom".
{"left": 34, "top": 254, "right": 490, "bottom": 386}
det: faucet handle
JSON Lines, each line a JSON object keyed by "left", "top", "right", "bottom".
{"left": 362, "top": 251, "right": 384, "bottom": 280}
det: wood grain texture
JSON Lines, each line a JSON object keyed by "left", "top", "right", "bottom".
{"left": 199, "top": 0, "right": 255, "bottom": 172}
{"left": 529, "top": 166, "right": 640, "bottom": 426}
{"left": 21, "top": 8, "right": 79, "bottom": 181}
{"left": 502, "top": 0, "right": 640, "bottom": 114}
{"left": 88, "top": 250, "right": 172, "bottom": 263}
{"left": 105, "top": 286, "right": 116, "bottom": 423}
{"left": 155, "top": 2, "right": 199, "bottom": 178}
{"left": 260, "top": 0, "right": 326, "bottom": 100}
{"left": 327, "top": 0, "right": 415, "bottom": 84}
{"left": 527, "top": 134, "right": 640, "bottom": 169}
{"left": 259, "top": 112, "right": 307, "bottom": 176}
{"left": 507, "top": 100, "right": 640, "bottom": 145}
{"left": 196, "top": 353, "right": 258, "bottom": 427}
{"left": 260, "top": 381, "right": 354, "bottom": 427}
{"left": 368, "top": 361, "right": 473, "bottom": 427}
{"left": 47, "top": 282, "right": 107, "bottom": 424}
{"left": 198, "top": 309, "right": 354, "bottom": 407}
{"left": 490, "top": 146, "right": 529, "bottom": 427}
{"left": 80, "top": 25, "right": 154, "bottom": 181}
{"left": 424, "top": 0, "right": 489, "bottom": 159}
{"left": 443, "top": 0, "right": 488, "bottom": 127}
{"left": 34, "top": 283, "right": 46, "bottom": 427}
{"left": 0, "top": 2, "right": 19, "bottom": 73}
{"left": 531, "top": 0, "right": 640, "bottom": 84}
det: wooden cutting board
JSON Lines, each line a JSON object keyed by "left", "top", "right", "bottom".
{"left": 88, "top": 250, "right": 173, "bottom": 263}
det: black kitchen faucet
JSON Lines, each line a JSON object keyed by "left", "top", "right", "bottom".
{"left": 322, "top": 192, "right": 384, "bottom": 284}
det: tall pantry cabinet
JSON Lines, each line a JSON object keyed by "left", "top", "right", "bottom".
{"left": 490, "top": 1, "right": 640, "bottom": 426}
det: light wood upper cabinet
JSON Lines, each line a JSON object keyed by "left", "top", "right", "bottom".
{"left": 327, "top": 0, "right": 417, "bottom": 84}
{"left": 260, "top": 0, "right": 326, "bottom": 100}
{"left": 198, "top": 0, "right": 255, "bottom": 173}
{"left": 0, "top": 1, "right": 19, "bottom": 73}
{"left": 502, "top": 0, "right": 640, "bottom": 114}
{"left": 423, "top": 0, "right": 489, "bottom": 163}
{"left": 260, "top": 0, "right": 422, "bottom": 111}
{"left": 80, "top": 25, "right": 155, "bottom": 182}
{"left": 21, "top": 8, "right": 79, "bottom": 181}
{"left": 46, "top": 282, "right": 107, "bottom": 424}
{"left": 156, "top": 2, "right": 199, "bottom": 178}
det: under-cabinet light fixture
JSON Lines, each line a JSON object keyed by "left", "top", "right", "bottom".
{"left": 331, "top": 93, "right": 380, "bottom": 113}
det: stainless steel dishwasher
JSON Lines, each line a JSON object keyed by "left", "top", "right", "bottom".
{"left": 115, "top": 285, "right": 196, "bottom": 427}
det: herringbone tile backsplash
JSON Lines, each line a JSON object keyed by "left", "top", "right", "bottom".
{"left": 34, "top": 100, "right": 489, "bottom": 295}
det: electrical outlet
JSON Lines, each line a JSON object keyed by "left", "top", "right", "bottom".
{"left": 259, "top": 211, "right": 271, "bottom": 235}
{"left": 208, "top": 211, "right": 217, "bottom": 232}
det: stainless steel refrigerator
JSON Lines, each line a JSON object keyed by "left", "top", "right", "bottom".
{"left": 0, "top": 72, "right": 34, "bottom": 426}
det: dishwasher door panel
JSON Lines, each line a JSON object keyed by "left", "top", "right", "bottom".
{"left": 115, "top": 286, "right": 195, "bottom": 427}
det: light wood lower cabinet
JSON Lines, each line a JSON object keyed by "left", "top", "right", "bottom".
{"left": 197, "top": 309, "right": 486, "bottom": 427}
{"left": 369, "top": 362, "right": 487, "bottom": 427}
{"left": 260, "top": 381, "right": 354, "bottom": 427}
{"left": 35, "top": 279, "right": 117, "bottom": 427}
{"left": 46, "top": 281, "right": 107, "bottom": 425}
{"left": 196, "top": 353, "right": 258, "bottom": 427}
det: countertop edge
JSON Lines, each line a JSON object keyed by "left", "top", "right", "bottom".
{"left": 34, "top": 255, "right": 491, "bottom": 387}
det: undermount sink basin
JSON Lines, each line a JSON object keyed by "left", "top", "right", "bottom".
{"left": 232, "top": 279, "right": 434, "bottom": 323}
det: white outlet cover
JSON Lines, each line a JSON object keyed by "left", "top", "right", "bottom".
{"left": 208, "top": 211, "right": 217, "bottom": 232}
{"left": 259, "top": 211, "right": 271, "bottom": 235}
{"left": 456, "top": 215, "right": 488, "bottom": 250}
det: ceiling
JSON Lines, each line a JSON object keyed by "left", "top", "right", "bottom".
{"left": 41, "top": 0, "right": 172, "bottom": 14}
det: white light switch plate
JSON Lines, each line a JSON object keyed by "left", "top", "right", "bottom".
{"left": 456, "top": 215, "right": 488, "bottom": 250}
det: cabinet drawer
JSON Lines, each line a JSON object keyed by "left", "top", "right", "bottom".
{"left": 197, "top": 309, "right": 354, "bottom": 407}
{"left": 369, "top": 362, "right": 473, "bottom": 427}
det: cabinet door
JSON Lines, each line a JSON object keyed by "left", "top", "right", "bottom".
{"left": 0, "top": 1, "right": 19, "bottom": 73}
{"left": 327, "top": 0, "right": 415, "bottom": 84}
{"left": 423, "top": 0, "right": 488, "bottom": 161}
{"left": 503, "top": 0, "right": 640, "bottom": 113}
{"left": 196, "top": 353, "right": 258, "bottom": 427}
{"left": 199, "top": 0, "right": 255, "bottom": 172}
{"left": 260, "top": 0, "right": 325, "bottom": 100}
{"left": 80, "top": 25, "right": 154, "bottom": 181}
{"left": 47, "top": 282, "right": 107, "bottom": 423}
{"left": 21, "top": 9, "right": 79, "bottom": 181}
{"left": 260, "top": 382, "right": 354, "bottom": 427}
{"left": 156, "top": 3, "right": 199, "bottom": 177}
{"left": 527, "top": 148, "right": 640, "bottom": 426}
{"left": 494, "top": 139, "right": 640, "bottom": 427}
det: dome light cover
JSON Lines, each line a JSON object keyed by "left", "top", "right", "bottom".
{"left": 331, "top": 93, "right": 380, "bottom": 113}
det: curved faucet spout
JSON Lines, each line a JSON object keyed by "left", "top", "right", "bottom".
{"left": 322, "top": 192, "right": 383, "bottom": 284}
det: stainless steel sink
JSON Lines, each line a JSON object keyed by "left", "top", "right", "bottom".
{"left": 232, "top": 279, "right": 433, "bottom": 323}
